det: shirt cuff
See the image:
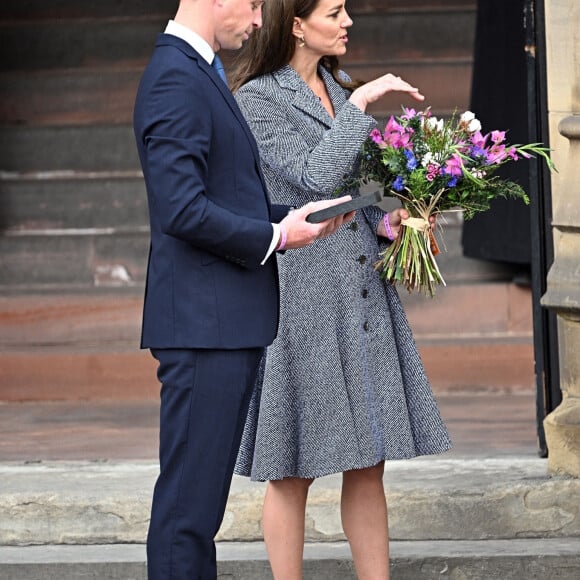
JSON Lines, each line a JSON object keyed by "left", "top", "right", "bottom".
{"left": 261, "top": 223, "right": 280, "bottom": 265}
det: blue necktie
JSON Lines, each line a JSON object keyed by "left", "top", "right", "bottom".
{"left": 212, "top": 54, "right": 228, "bottom": 85}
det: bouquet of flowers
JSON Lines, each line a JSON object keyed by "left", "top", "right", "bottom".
{"left": 345, "top": 107, "right": 554, "bottom": 297}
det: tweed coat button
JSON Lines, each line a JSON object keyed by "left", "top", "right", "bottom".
{"left": 362, "top": 289, "right": 368, "bottom": 298}
{"left": 350, "top": 222, "right": 358, "bottom": 231}
{"left": 363, "top": 321, "right": 369, "bottom": 331}
{"left": 357, "top": 255, "right": 367, "bottom": 264}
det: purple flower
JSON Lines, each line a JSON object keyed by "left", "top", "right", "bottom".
{"left": 393, "top": 176, "right": 405, "bottom": 192}
{"left": 470, "top": 145, "right": 488, "bottom": 159}
{"left": 447, "top": 175, "right": 458, "bottom": 188}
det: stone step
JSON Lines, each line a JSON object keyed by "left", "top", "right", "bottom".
{"left": 0, "top": 459, "right": 578, "bottom": 546}
{"left": 0, "top": 1, "right": 474, "bottom": 129}
{"left": 0, "top": 0, "right": 473, "bottom": 21}
{"left": 0, "top": 127, "right": 139, "bottom": 173}
{"left": 0, "top": 172, "right": 148, "bottom": 232}
{"left": 0, "top": 0, "right": 174, "bottom": 21}
{"left": 0, "top": 4, "right": 472, "bottom": 73}
{"left": 0, "top": 68, "right": 145, "bottom": 127}
{"left": 0, "top": 280, "right": 534, "bottom": 401}
{"left": 0, "top": 19, "right": 163, "bottom": 73}
{"left": 0, "top": 339, "right": 534, "bottom": 401}
{"left": 0, "top": 59, "right": 470, "bottom": 127}
{"left": 0, "top": 539, "right": 579, "bottom": 580}
{"left": 0, "top": 288, "right": 533, "bottom": 398}
{"left": 0, "top": 201, "right": 515, "bottom": 291}
{"left": 0, "top": 230, "right": 148, "bottom": 291}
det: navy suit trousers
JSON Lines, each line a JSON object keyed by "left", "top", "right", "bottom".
{"left": 147, "top": 347, "right": 264, "bottom": 580}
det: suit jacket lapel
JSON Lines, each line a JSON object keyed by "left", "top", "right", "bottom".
{"left": 156, "top": 35, "right": 267, "bottom": 191}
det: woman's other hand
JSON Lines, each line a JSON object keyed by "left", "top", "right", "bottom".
{"left": 349, "top": 74, "right": 425, "bottom": 112}
{"left": 377, "top": 208, "right": 436, "bottom": 240}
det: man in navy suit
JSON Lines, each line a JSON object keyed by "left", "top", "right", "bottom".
{"left": 133, "top": 1, "right": 353, "bottom": 578}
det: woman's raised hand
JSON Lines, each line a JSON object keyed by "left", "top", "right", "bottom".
{"left": 349, "top": 73, "right": 425, "bottom": 112}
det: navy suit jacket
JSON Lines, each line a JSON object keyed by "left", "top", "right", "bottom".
{"left": 134, "top": 34, "right": 287, "bottom": 349}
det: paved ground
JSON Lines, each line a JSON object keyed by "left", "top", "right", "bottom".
{"left": 0, "top": 391, "right": 541, "bottom": 462}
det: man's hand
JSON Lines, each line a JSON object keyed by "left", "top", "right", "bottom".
{"left": 280, "top": 196, "right": 355, "bottom": 250}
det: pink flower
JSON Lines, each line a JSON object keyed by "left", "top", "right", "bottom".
{"left": 487, "top": 145, "right": 508, "bottom": 164}
{"left": 396, "top": 132, "right": 412, "bottom": 149}
{"left": 490, "top": 130, "right": 506, "bottom": 144}
{"left": 508, "top": 147, "right": 519, "bottom": 161}
{"left": 444, "top": 153, "right": 464, "bottom": 176}
{"left": 470, "top": 131, "right": 489, "bottom": 148}
{"left": 401, "top": 107, "right": 417, "bottom": 120}
{"left": 426, "top": 164, "right": 440, "bottom": 182}
{"left": 382, "top": 116, "right": 410, "bottom": 149}
{"left": 384, "top": 116, "right": 404, "bottom": 135}
{"left": 370, "top": 128, "right": 384, "bottom": 145}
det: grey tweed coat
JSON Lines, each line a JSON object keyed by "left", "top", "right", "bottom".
{"left": 234, "top": 65, "right": 451, "bottom": 481}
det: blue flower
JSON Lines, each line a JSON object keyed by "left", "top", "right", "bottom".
{"left": 447, "top": 176, "right": 458, "bottom": 188}
{"left": 470, "top": 145, "right": 487, "bottom": 159}
{"left": 404, "top": 149, "right": 417, "bottom": 170}
{"left": 393, "top": 176, "right": 405, "bottom": 192}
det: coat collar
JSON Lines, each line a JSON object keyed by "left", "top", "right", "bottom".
{"left": 272, "top": 64, "right": 349, "bottom": 128}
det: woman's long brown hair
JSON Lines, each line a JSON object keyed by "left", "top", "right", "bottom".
{"left": 230, "top": 0, "right": 364, "bottom": 92}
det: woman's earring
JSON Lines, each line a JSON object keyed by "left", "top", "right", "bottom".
{"left": 299, "top": 36, "right": 305, "bottom": 48}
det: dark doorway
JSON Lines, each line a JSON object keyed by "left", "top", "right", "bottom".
{"left": 524, "top": 0, "right": 561, "bottom": 456}
{"left": 462, "top": 0, "right": 560, "bottom": 456}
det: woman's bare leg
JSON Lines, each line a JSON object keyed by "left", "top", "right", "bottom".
{"left": 341, "top": 462, "right": 389, "bottom": 579}
{"left": 262, "top": 477, "right": 314, "bottom": 580}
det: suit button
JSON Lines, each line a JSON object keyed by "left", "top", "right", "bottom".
{"left": 362, "top": 289, "right": 368, "bottom": 298}
{"left": 357, "top": 255, "right": 367, "bottom": 264}
{"left": 363, "top": 321, "right": 369, "bottom": 331}
{"left": 350, "top": 222, "right": 358, "bottom": 231}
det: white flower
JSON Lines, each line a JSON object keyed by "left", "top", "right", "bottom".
{"left": 460, "top": 111, "right": 481, "bottom": 133}
{"left": 421, "top": 151, "right": 433, "bottom": 167}
{"left": 460, "top": 111, "right": 476, "bottom": 123}
{"left": 426, "top": 117, "right": 444, "bottom": 132}
{"left": 467, "top": 118, "right": 482, "bottom": 133}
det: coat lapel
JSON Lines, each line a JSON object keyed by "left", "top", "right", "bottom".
{"left": 273, "top": 65, "right": 349, "bottom": 128}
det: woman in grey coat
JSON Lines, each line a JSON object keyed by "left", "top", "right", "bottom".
{"left": 232, "top": 1, "right": 452, "bottom": 578}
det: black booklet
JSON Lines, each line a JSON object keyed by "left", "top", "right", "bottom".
{"left": 306, "top": 190, "right": 382, "bottom": 223}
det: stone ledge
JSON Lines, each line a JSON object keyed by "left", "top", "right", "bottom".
{"left": 0, "top": 458, "right": 577, "bottom": 546}
{"left": 0, "top": 539, "right": 579, "bottom": 580}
